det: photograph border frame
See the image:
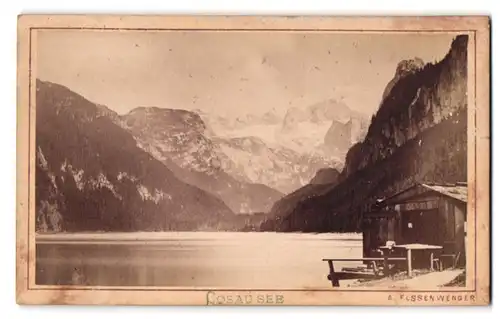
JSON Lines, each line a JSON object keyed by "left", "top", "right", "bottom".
{"left": 16, "top": 15, "right": 491, "bottom": 305}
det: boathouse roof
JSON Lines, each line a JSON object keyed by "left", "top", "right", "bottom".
{"left": 369, "top": 182, "right": 468, "bottom": 213}
{"left": 420, "top": 182, "right": 468, "bottom": 203}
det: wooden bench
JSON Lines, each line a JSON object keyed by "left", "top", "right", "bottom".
{"left": 322, "top": 257, "right": 407, "bottom": 287}
{"left": 439, "top": 251, "right": 461, "bottom": 269}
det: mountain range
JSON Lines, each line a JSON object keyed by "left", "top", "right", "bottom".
{"left": 260, "top": 35, "right": 468, "bottom": 232}
{"left": 35, "top": 77, "right": 367, "bottom": 231}
{"left": 199, "top": 100, "right": 368, "bottom": 193}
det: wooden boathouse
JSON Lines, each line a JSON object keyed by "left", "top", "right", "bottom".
{"left": 322, "top": 182, "right": 467, "bottom": 287}
{"left": 362, "top": 182, "right": 467, "bottom": 268}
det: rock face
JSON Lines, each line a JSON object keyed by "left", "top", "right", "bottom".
{"left": 35, "top": 80, "right": 237, "bottom": 232}
{"left": 119, "top": 107, "right": 283, "bottom": 214}
{"left": 381, "top": 57, "right": 425, "bottom": 103}
{"left": 324, "top": 119, "right": 353, "bottom": 154}
{"left": 263, "top": 35, "right": 468, "bottom": 232}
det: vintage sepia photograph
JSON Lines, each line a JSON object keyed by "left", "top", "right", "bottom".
{"left": 16, "top": 16, "right": 490, "bottom": 305}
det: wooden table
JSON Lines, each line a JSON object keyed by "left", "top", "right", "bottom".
{"left": 378, "top": 243, "right": 443, "bottom": 276}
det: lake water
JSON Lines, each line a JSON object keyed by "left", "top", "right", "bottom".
{"left": 36, "top": 232, "right": 362, "bottom": 288}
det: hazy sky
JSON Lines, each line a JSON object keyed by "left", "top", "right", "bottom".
{"left": 37, "top": 30, "right": 457, "bottom": 117}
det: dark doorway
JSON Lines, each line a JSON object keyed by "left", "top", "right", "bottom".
{"left": 400, "top": 209, "right": 440, "bottom": 245}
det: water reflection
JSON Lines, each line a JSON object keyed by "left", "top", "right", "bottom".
{"left": 36, "top": 232, "right": 362, "bottom": 288}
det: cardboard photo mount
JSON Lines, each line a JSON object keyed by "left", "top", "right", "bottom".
{"left": 16, "top": 15, "right": 491, "bottom": 306}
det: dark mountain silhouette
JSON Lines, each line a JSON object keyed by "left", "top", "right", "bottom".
{"left": 35, "top": 80, "right": 238, "bottom": 232}
{"left": 309, "top": 168, "right": 341, "bottom": 185}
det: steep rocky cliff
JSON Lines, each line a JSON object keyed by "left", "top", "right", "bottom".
{"left": 35, "top": 80, "right": 238, "bottom": 232}
{"left": 263, "top": 35, "right": 468, "bottom": 232}
{"left": 343, "top": 35, "right": 467, "bottom": 177}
